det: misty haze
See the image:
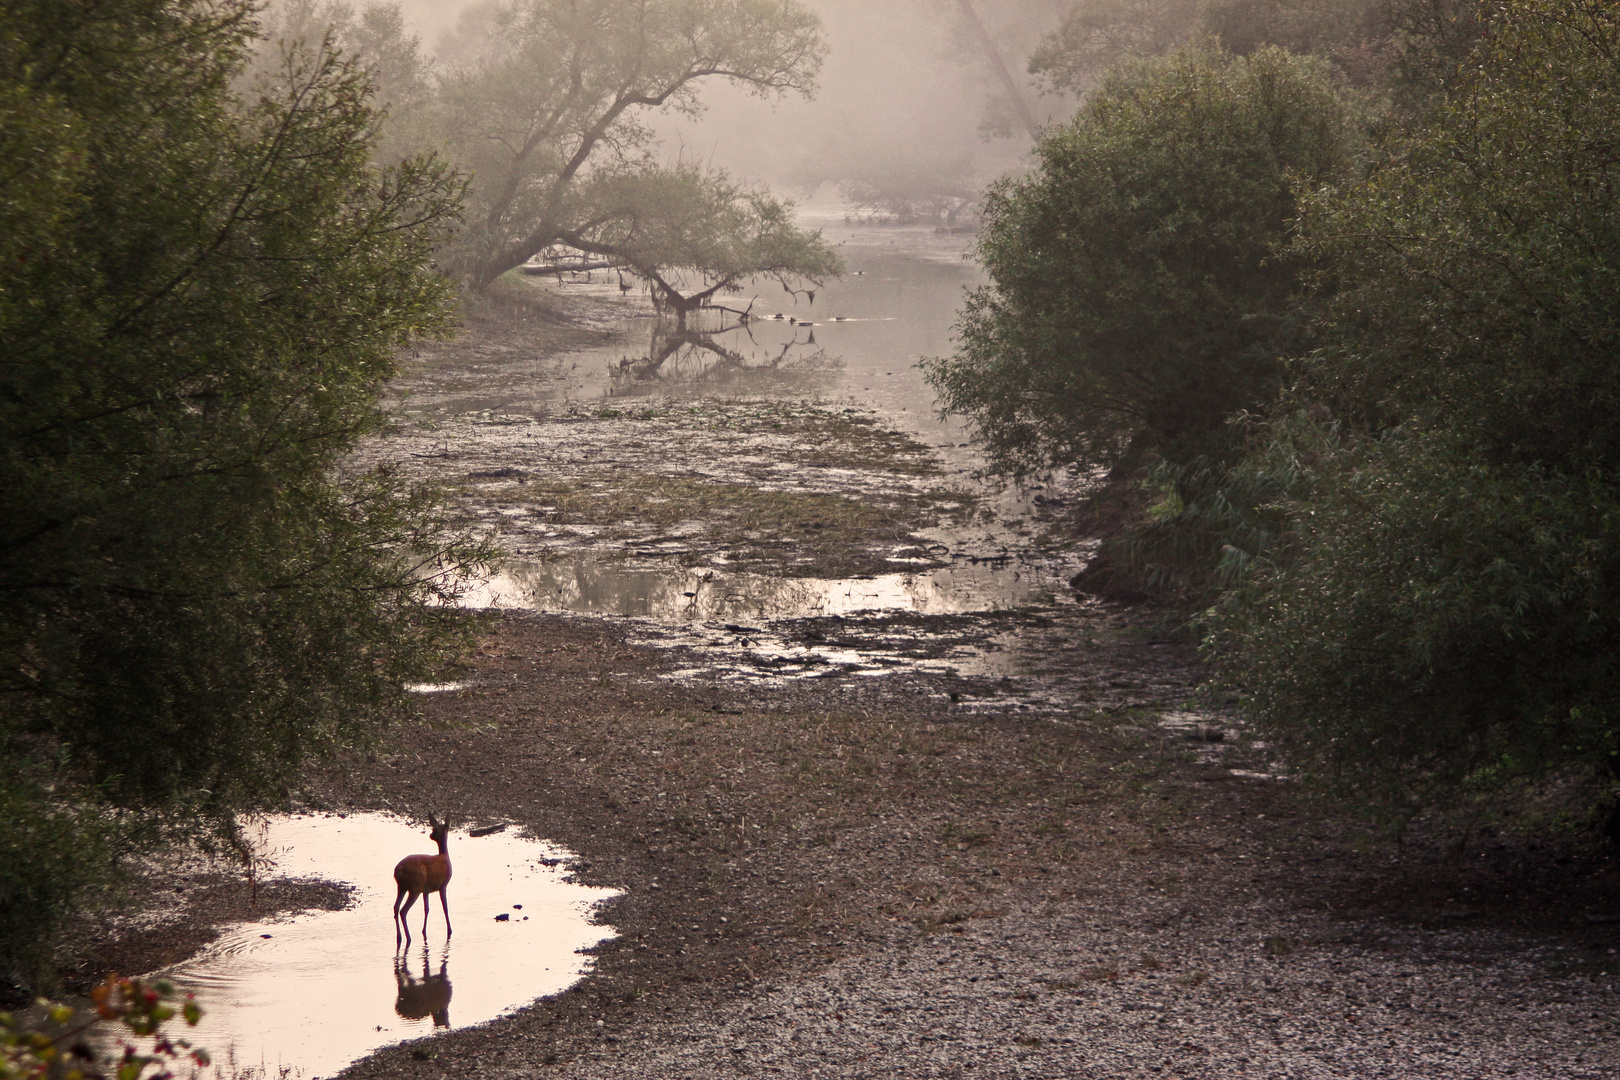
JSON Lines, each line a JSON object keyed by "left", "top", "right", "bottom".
{"left": 3, "top": 3, "right": 1617, "bottom": 1079}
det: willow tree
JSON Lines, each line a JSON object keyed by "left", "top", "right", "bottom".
{"left": 557, "top": 163, "right": 841, "bottom": 326}
{"left": 0, "top": 0, "right": 485, "bottom": 985}
{"left": 434, "top": 0, "right": 827, "bottom": 289}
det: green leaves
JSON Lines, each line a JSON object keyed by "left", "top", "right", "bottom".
{"left": 925, "top": 42, "right": 1353, "bottom": 477}
{"left": 567, "top": 162, "right": 842, "bottom": 318}
{"left": 428, "top": 0, "right": 828, "bottom": 287}
{"left": 1213, "top": 0, "right": 1620, "bottom": 831}
{"left": 0, "top": 0, "right": 488, "bottom": 984}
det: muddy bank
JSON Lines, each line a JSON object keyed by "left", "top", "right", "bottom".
{"left": 343, "top": 272, "right": 1620, "bottom": 1076}
{"left": 69, "top": 261, "right": 1620, "bottom": 1077}
{"left": 300, "top": 610, "right": 1619, "bottom": 1080}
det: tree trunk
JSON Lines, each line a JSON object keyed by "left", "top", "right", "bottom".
{"left": 954, "top": 0, "right": 1041, "bottom": 140}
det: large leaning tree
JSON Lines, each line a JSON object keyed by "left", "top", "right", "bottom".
{"left": 557, "top": 163, "right": 843, "bottom": 327}
{"left": 433, "top": 0, "right": 827, "bottom": 289}
{"left": 0, "top": 0, "right": 486, "bottom": 985}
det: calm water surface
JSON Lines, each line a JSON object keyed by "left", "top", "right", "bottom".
{"left": 147, "top": 814, "right": 616, "bottom": 1079}
{"left": 440, "top": 216, "right": 1075, "bottom": 622}
{"left": 406, "top": 210, "right": 984, "bottom": 463}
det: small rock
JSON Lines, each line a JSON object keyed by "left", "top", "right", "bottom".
{"left": 495, "top": 912, "right": 510, "bottom": 922}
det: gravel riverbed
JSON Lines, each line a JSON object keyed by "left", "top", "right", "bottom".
{"left": 316, "top": 610, "right": 1619, "bottom": 1080}
{"left": 76, "top": 281, "right": 1620, "bottom": 1079}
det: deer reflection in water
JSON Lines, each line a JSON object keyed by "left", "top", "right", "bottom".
{"left": 394, "top": 948, "right": 453, "bottom": 1028}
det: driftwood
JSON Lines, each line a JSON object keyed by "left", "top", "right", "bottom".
{"left": 519, "top": 259, "right": 625, "bottom": 275}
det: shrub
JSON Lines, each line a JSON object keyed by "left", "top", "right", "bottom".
{"left": 924, "top": 42, "right": 1353, "bottom": 477}
{"left": 1214, "top": 0, "right": 1620, "bottom": 830}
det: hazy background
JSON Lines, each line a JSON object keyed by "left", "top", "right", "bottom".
{"left": 392, "top": 0, "right": 1060, "bottom": 197}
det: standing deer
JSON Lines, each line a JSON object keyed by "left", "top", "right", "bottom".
{"left": 393, "top": 813, "right": 452, "bottom": 947}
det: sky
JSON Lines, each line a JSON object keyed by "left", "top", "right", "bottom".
{"left": 390, "top": 0, "right": 1043, "bottom": 195}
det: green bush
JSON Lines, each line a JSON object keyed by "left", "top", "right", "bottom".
{"left": 924, "top": 42, "right": 1353, "bottom": 477}
{"left": 1213, "top": 0, "right": 1620, "bottom": 830}
{"left": 1101, "top": 445, "right": 1311, "bottom": 607}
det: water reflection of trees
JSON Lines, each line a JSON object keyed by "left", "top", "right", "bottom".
{"left": 503, "top": 560, "right": 1045, "bottom": 621}
{"left": 608, "top": 315, "right": 840, "bottom": 396}
{"left": 394, "top": 947, "right": 452, "bottom": 1028}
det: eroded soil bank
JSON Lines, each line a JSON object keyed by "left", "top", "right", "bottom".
{"left": 77, "top": 274, "right": 1620, "bottom": 1077}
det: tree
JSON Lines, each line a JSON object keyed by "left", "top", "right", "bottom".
{"left": 558, "top": 163, "right": 842, "bottom": 327}
{"left": 947, "top": 0, "right": 1044, "bottom": 139}
{"left": 430, "top": 0, "right": 827, "bottom": 289}
{"left": 1027, "top": 0, "right": 1202, "bottom": 95}
{"left": 252, "top": 1, "right": 438, "bottom": 163}
{"left": 0, "top": 0, "right": 486, "bottom": 985}
{"left": 916, "top": 0, "right": 1068, "bottom": 140}
{"left": 837, "top": 152, "right": 981, "bottom": 227}
{"left": 1200, "top": 0, "right": 1391, "bottom": 87}
{"left": 923, "top": 43, "right": 1353, "bottom": 478}
{"left": 1212, "top": 0, "right": 1620, "bottom": 830}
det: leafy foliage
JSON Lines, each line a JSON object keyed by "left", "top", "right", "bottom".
{"left": 1203, "top": 0, "right": 1390, "bottom": 85}
{"left": 1028, "top": 0, "right": 1203, "bottom": 95}
{"left": 0, "top": 0, "right": 487, "bottom": 983}
{"left": 1211, "top": 0, "right": 1620, "bottom": 827}
{"left": 924, "top": 43, "right": 1353, "bottom": 477}
{"left": 2, "top": 976, "right": 205, "bottom": 1080}
{"left": 1081, "top": 448, "right": 1309, "bottom": 607}
{"left": 430, "top": 0, "right": 827, "bottom": 288}
{"left": 559, "top": 162, "right": 843, "bottom": 323}
{"left": 251, "top": 0, "right": 438, "bottom": 162}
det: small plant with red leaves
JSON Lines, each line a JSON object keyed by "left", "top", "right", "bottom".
{"left": 0, "top": 976, "right": 207, "bottom": 1080}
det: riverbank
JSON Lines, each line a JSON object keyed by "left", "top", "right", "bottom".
{"left": 68, "top": 264, "right": 1620, "bottom": 1077}
{"left": 306, "top": 608, "right": 1618, "bottom": 1079}
{"left": 337, "top": 270, "right": 1620, "bottom": 1077}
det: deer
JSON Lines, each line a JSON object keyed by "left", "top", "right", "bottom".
{"left": 393, "top": 813, "right": 452, "bottom": 947}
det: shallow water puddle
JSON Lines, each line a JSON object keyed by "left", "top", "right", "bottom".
{"left": 143, "top": 813, "right": 617, "bottom": 1079}
{"left": 462, "top": 552, "right": 1076, "bottom": 620}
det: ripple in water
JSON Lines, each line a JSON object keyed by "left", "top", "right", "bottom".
{"left": 137, "top": 814, "right": 617, "bottom": 1080}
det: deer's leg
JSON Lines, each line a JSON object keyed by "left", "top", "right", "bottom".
{"left": 421, "top": 890, "right": 432, "bottom": 934}
{"left": 397, "top": 890, "right": 420, "bottom": 946}
{"left": 439, "top": 887, "right": 452, "bottom": 938}
{"left": 393, "top": 885, "right": 408, "bottom": 947}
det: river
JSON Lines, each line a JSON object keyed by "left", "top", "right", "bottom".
{"left": 131, "top": 213, "right": 1130, "bottom": 1079}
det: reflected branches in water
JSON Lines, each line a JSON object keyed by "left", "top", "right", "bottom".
{"left": 609, "top": 316, "right": 839, "bottom": 395}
